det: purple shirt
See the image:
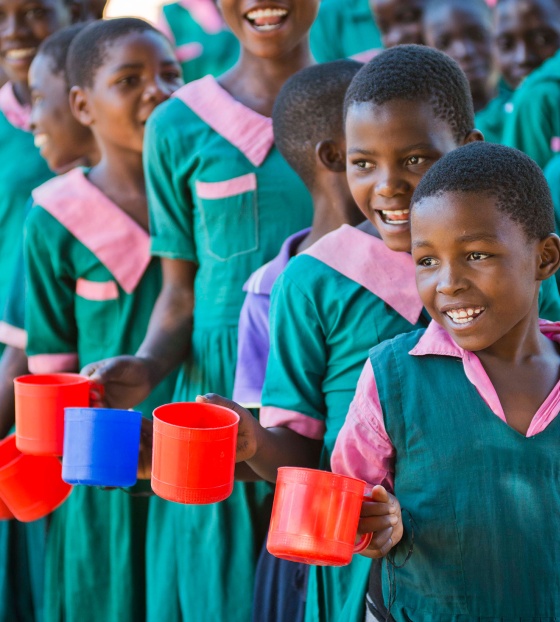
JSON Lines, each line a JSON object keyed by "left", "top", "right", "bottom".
{"left": 232, "top": 228, "right": 311, "bottom": 406}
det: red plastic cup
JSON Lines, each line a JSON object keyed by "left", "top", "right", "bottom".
{"left": 0, "top": 496, "right": 14, "bottom": 520}
{"left": 267, "top": 467, "right": 374, "bottom": 566}
{"left": 0, "top": 435, "right": 72, "bottom": 522}
{"left": 14, "top": 373, "right": 102, "bottom": 456}
{"left": 151, "top": 402, "right": 239, "bottom": 504}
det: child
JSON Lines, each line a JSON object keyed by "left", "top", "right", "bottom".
{"left": 503, "top": 0, "right": 560, "bottom": 167}
{"left": 310, "top": 0, "right": 382, "bottom": 63}
{"left": 231, "top": 59, "right": 364, "bottom": 622}
{"left": 332, "top": 141, "right": 560, "bottom": 619}
{"left": 83, "top": 2, "right": 317, "bottom": 620}
{"left": 23, "top": 18, "right": 182, "bottom": 622}
{"left": 158, "top": 0, "right": 239, "bottom": 82}
{"left": 369, "top": 0, "right": 426, "bottom": 48}
{"left": 422, "top": 0, "right": 498, "bottom": 116}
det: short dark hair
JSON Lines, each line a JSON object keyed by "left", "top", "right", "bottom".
{"left": 36, "top": 23, "right": 88, "bottom": 88}
{"left": 67, "top": 17, "right": 164, "bottom": 88}
{"left": 411, "top": 142, "right": 554, "bottom": 240}
{"left": 344, "top": 44, "right": 474, "bottom": 143}
{"left": 272, "top": 60, "right": 362, "bottom": 189}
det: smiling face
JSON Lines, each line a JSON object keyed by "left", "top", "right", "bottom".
{"left": 370, "top": 0, "right": 425, "bottom": 48}
{"left": 345, "top": 99, "right": 463, "bottom": 253}
{"left": 412, "top": 191, "right": 543, "bottom": 352}
{"left": 0, "top": 0, "right": 71, "bottom": 84}
{"left": 217, "top": 0, "right": 319, "bottom": 58}
{"left": 423, "top": 3, "right": 496, "bottom": 110}
{"left": 494, "top": 0, "right": 560, "bottom": 89}
{"left": 73, "top": 31, "right": 183, "bottom": 155}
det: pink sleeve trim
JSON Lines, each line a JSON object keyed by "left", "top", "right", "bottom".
{"left": 551, "top": 137, "right": 560, "bottom": 153}
{"left": 0, "top": 83, "right": 30, "bottom": 131}
{"left": 176, "top": 42, "right": 204, "bottom": 63}
{"left": 76, "top": 278, "right": 119, "bottom": 301}
{"left": 0, "top": 321, "right": 26, "bottom": 349}
{"left": 195, "top": 173, "right": 256, "bottom": 199}
{"left": 28, "top": 353, "right": 79, "bottom": 374}
{"left": 350, "top": 48, "right": 381, "bottom": 63}
{"left": 260, "top": 406, "right": 325, "bottom": 440}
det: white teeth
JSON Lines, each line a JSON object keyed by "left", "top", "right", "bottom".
{"left": 34, "top": 134, "right": 48, "bottom": 148}
{"left": 381, "top": 209, "right": 410, "bottom": 217}
{"left": 246, "top": 8, "right": 288, "bottom": 20}
{"left": 445, "top": 307, "right": 485, "bottom": 325}
{"left": 5, "top": 48, "right": 36, "bottom": 60}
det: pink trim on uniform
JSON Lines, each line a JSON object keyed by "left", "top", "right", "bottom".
{"left": 0, "top": 321, "right": 27, "bottom": 349}
{"left": 176, "top": 42, "right": 204, "bottom": 63}
{"left": 350, "top": 48, "right": 381, "bottom": 63}
{"left": 195, "top": 172, "right": 257, "bottom": 199}
{"left": 303, "top": 224, "right": 423, "bottom": 325}
{"left": 32, "top": 169, "right": 151, "bottom": 294}
{"left": 260, "top": 406, "right": 326, "bottom": 441}
{"left": 173, "top": 76, "right": 274, "bottom": 167}
{"left": 331, "top": 319, "right": 560, "bottom": 488}
{"left": 0, "top": 83, "right": 31, "bottom": 131}
{"left": 178, "top": 0, "right": 224, "bottom": 33}
{"left": 551, "top": 137, "right": 560, "bottom": 153}
{"left": 76, "top": 278, "right": 119, "bottom": 301}
{"left": 28, "top": 352, "right": 79, "bottom": 374}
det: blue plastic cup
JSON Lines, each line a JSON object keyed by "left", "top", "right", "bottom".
{"left": 62, "top": 408, "right": 142, "bottom": 487}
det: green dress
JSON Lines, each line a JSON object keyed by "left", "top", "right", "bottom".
{"left": 24, "top": 168, "right": 177, "bottom": 622}
{"left": 261, "top": 225, "right": 427, "bottom": 622}
{"left": 144, "top": 76, "right": 313, "bottom": 621}
{"left": 503, "top": 49, "right": 560, "bottom": 169}
{"left": 310, "top": 0, "right": 382, "bottom": 63}
{"left": 474, "top": 79, "right": 513, "bottom": 145}
{"left": 369, "top": 327, "right": 560, "bottom": 619}
{"left": 0, "top": 82, "right": 52, "bottom": 622}
{"left": 159, "top": 0, "right": 239, "bottom": 83}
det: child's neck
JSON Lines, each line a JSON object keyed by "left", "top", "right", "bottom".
{"left": 218, "top": 41, "right": 313, "bottom": 117}
{"left": 11, "top": 81, "right": 31, "bottom": 107}
{"left": 87, "top": 148, "right": 148, "bottom": 231}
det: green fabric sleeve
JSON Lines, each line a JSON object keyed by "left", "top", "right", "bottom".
{"left": 539, "top": 275, "right": 560, "bottom": 321}
{"left": 24, "top": 207, "right": 78, "bottom": 358}
{"left": 262, "top": 271, "right": 327, "bottom": 422}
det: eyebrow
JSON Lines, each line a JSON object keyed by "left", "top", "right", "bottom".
{"left": 412, "top": 233, "right": 499, "bottom": 249}
{"left": 112, "top": 59, "right": 179, "bottom": 72}
{"left": 347, "top": 143, "right": 437, "bottom": 156}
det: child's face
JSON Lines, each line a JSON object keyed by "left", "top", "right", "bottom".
{"left": 495, "top": 0, "right": 560, "bottom": 89}
{"left": 412, "top": 191, "right": 544, "bottom": 353}
{"left": 75, "top": 31, "right": 183, "bottom": 155}
{"left": 346, "top": 99, "right": 463, "bottom": 253}
{"left": 369, "top": 0, "right": 425, "bottom": 48}
{"left": 217, "top": 0, "right": 319, "bottom": 59}
{"left": 423, "top": 4, "right": 496, "bottom": 105}
{"left": 29, "top": 53, "right": 92, "bottom": 173}
{"left": 0, "top": 0, "right": 71, "bottom": 84}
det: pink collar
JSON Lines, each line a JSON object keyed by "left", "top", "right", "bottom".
{"left": 178, "top": 0, "right": 224, "bottom": 34}
{"left": 172, "top": 75, "right": 274, "bottom": 167}
{"left": 302, "top": 224, "right": 423, "bottom": 325}
{"left": 0, "top": 83, "right": 31, "bottom": 131}
{"left": 410, "top": 318, "right": 560, "bottom": 357}
{"left": 32, "top": 168, "right": 151, "bottom": 294}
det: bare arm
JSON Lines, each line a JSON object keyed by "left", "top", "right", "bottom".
{"left": 82, "top": 258, "right": 196, "bottom": 409}
{"left": 0, "top": 346, "right": 27, "bottom": 438}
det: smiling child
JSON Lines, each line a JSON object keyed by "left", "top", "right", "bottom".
{"left": 332, "top": 141, "right": 560, "bottom": 619}
{"left": 369, "top": 0, "right": 426, "bottom": 48}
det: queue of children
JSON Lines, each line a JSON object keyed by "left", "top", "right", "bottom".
{"left": 0, "top": 0, "right": 559, "bottom": 620}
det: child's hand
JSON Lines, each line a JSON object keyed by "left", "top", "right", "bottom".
{"left": 195, "top": 394, "right": 262, "bottom": 462}
{"left": 137, "top": 417, "right": 153, "bottom": 480}
{"left": 358, "top": 485, "right": 403, "bottom": 559}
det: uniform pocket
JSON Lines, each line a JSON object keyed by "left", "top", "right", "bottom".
{"left": 195, "top": 173, "right": 258, "bottom": 261}
{"left": 75, "top": 279, "right": 119, "bottom": 353}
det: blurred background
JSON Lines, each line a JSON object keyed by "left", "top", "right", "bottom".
{"left": 105, "top": 0, "right": 164, "bottom": 23}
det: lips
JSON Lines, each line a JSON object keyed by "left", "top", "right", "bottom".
{"left": 443, "top": 305, "right": 485, "bottom": 325}
{"left": 376, "top": 208, "right": 410, "bottom": 226}
{"left": 3, "top": 47, "right": 37, "bottom": 62}
{"left": 244, "top": 6, "right": 289, "bottom": 32}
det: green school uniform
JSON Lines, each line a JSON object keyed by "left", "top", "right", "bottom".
{"left": 159, "top": 0, "right": 239, "bottom": 83}
{"left": 370, "top": 327, "right": 560, "bottom": 619}
{"left": 24, "top": 169, "right": 177, "bottom": 622}
{"left": 310, "top": 0, "right": 382, "bottom": 63}
{"left": 0, "top": 83, "right": 52, "bottom": 622}
{"left": 145, "top": 76, "right": 312, "bottom": 621}
{"left": 474, "top": 80, "right": 513, "bottom": 145}
{"left": 261, "top": 225, "right": 427, "bottom": 622}
{"left": 503, "top": 49, "right": 560, "bottom": 169}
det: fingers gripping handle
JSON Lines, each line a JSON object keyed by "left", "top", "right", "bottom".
{"left": 353, "top": 485, "right": 374, "bottom": 553}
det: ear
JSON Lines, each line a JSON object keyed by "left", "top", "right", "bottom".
{"left": 69, "top": 86, "right": 94, "bottom": 127}
{"left": 463, "top": 129, "right": 485, "bottom": 145}
{"left": 316, "top": 139, "right": 346, "bottom": 174}
{"left": 536, "top": 233, "right": 560, "bottom": 281}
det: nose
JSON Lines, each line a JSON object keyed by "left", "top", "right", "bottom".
{"left": 450, "top": 38, "right": 475, "bottom": 62}
{"left": 374, "top": 167, "right": 408, "bottom": 198}
{"left": 143, "top": 78, "right": 172, "bottom": 105}
{"left": 513, "top": 40, "right": 536, "bottom": 69}
{"left": 436, "top": 262, "right": 467, "bottom": 296}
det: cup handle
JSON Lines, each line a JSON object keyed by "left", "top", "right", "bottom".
{"left": 353, "top": 485, "right": 374, "bottom": 554}
{"left": 88, "top": 380, "right": 105, "bottom": 407}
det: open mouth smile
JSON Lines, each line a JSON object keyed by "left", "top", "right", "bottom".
{"left": 245, "top": 7, "right": 289, "bottom": 32}
{"left": 444, "top": 306, "right": 485, "bottom": 325}
{"left": 376, "top": 209, "right": 410, "bottom": 226}
{"left": 4, "top": 47, "right": 37, "bottom": 61}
